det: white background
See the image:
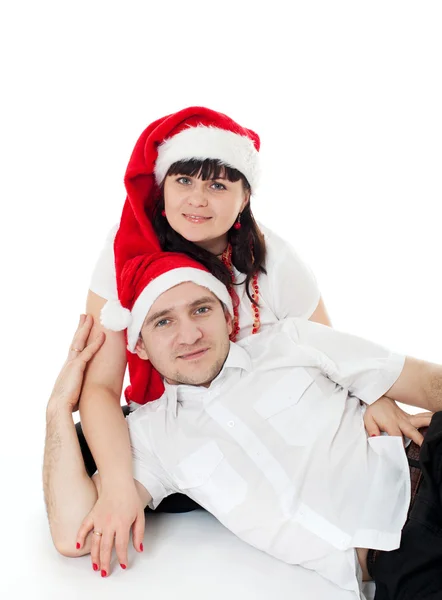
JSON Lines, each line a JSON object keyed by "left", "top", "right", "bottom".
{"left": 1, "top": 1, "right": 441, "bottom": 598}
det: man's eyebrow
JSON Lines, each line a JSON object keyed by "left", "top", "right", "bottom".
{"left": 188, "top": 296, "right": 218, "bottom": 309}
{"left": 144, "top": 296, "right": 217, "bottom": 326}
{"left": 144, "top": 309, "right": 172, "bottom": 327}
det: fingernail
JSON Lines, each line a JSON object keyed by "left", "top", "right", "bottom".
{"left": 140, "top": 543, "right": 144, "bottom": 552}
{"left": 370, "top": 434, "right": 378, "bottom": 437}
{"left": 93, "top": 563, "right": 98, "bottom": 571}
{"left": 101, "top": 570, "right": 107, "bottom": 577}
{"left": 76, "top": 542, "right": 81, "bottom": 549}
{"left": 120, "top": 564, "right": 127, "bottom": 570}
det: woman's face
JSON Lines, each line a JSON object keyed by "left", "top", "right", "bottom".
{"left": 163, "top": 173, "right": 249, "bottom": 255}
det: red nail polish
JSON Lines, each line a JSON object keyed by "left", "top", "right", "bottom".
{"left": 370, "top": 434, "right": 377, "bottom": 437}
{"left": 120, "top": 564, "right": 127, "bottom": 570}
{"left": 140, "top": 543, "right": 144, "bottom": 552}
{"left": 76, "top": 542, "right": 81, "bottom": 549}
{"left": 101, "top": 570, "right": 107, "bottom": 577}
{"left": 93, "top": 563, "right": 98, "bottom": 571}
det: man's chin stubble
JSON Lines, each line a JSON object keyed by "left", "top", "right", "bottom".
{"left": 172, "top": 357, "right": 226, "bottom": 388}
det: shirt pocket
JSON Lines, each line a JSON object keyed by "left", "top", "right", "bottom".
{"left": 253, "top": 368, "right": 318, "bottom": 446}
{"left": 173, "top": 441, "right": 247, "bottom": 515}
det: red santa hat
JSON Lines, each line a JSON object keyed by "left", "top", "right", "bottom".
{"left": 107, "top": 106, "right": 260, "bottom": 405}
{"left": 101, "top": 252, "right": 233, "bottom": 405}
{"left": 115, "top": 106, "right": 261, "bottom": 274}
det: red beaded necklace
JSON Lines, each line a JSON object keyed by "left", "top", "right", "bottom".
{"left": 220, "top": 243, "right": 261, "bottom": 342}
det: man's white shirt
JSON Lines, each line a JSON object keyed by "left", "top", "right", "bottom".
{"left": 127, "top": 318, "right": 410, "bottom": 598}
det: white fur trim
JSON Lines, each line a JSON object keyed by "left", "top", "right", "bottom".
{"left": 127, "top": 267, "right": 233, "bottom": 353}
{"left": 155, "top": 126, "right": 260, "bottom": 189}
{"left": 100, "top": 299, "right": 132, "bottom": 331}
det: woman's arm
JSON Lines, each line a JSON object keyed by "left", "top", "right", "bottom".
{"left": 79, "top": 290, "right": 131, "bottom": 484}
{"left": 76, "top": 291, "right": 146, "bottom": 575}
{"left": 308, "top": 296, "right": 332, "bottom": 327}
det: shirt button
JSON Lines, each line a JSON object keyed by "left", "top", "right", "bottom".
{"left": 228, "top": 420, "right": 235, "bottom": 427}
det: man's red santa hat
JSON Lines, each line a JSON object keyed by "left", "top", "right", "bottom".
{"left": 101, "top": 252, "right": 233, "bottom": 405}
{"left": 106, "top": 106, "right": 260, "bottom": 406}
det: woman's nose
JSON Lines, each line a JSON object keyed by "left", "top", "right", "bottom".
{"left": 186, "top": 187, "right": 208, "bottom": 207}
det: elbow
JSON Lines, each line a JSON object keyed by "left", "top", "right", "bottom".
{"left": 51, "top": 530, "right": 89, "bottom": 558}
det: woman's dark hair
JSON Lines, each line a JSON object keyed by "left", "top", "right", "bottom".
{"left": 151, "top": 159, "right": 266, "bottom": 304}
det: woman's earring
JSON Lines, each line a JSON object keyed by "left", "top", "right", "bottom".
{"left": 161, "top": 210, "right": 166, "bottom": 217}
{"left": 233, "top": 213, "right": 242, "bottom": 230}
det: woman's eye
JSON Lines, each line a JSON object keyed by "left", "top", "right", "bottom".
{"left": 211, "top": 181, "right": 226, "bottom": 190}
{"left": 177, "top": 176, "right": 191, "bottom": 185}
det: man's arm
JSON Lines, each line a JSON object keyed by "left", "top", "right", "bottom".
{"left": 385, "top": 357, "right": 442, "bottom": 413}
{"left": 43, "top": 401, "right": 152, "bottom": 557}
{"left": 43, "top": 402, "right": 99, "bottom": 556}
{"left": 43, "top": 314, "right": 152, "bottom": 563}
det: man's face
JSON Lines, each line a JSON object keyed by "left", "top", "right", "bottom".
{"left": 135, "top": 282, "right": 233, "bottom": 387}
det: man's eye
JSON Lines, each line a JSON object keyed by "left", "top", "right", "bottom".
{"left": 155, "top": 319, "right": 170, "bottom": 328}
{"left": 195, "top": 307, "right": 210, "bottom": 315}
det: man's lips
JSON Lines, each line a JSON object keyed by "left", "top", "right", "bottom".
{"left": 177, "top": 348, "right": 209, "bottom": 360}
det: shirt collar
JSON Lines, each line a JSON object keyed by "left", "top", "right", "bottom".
{"left": 164, "top": 342, "right": 252, "bottom": 416}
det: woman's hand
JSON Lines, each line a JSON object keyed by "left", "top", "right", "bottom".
{"left": 364, "top": 395, "right": 433, "bottom": 446}
{"left": 76, "top": 479, "right": 145, "bottom": 576}
{"left": 48, "top": 314, "right": 105, "bottom": 413}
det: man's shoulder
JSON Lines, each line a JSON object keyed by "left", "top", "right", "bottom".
{"left": 237, "top": 319, "right": 301, "bottom": 361}
{"left": 126, "top": 395, "right": 168, "bottom": 425}
{"left": 239, "top": 319, "right": 300, "bottom": 347}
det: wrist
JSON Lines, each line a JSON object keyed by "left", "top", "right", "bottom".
{"left": 46, "top": 398, "right": 73, "bottom": 421}
{"left": 99, "top": 470, "right": 135, "bottom": 489}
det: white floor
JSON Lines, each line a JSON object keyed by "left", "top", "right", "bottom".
{"left": 2, "top": 495, "right": 375, "bottom": 600}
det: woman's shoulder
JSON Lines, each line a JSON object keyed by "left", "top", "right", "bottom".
{"left": 104, "top": 223, "right": 119, "bottom": 244}
{"left": 256, "top": 222, "right": 321, "bottom": 319}
{"left": 89, "top": 223, "right": 119, "bottom": 299}
{"left": 258, "top": 222, "right": 307, "bottom": 267}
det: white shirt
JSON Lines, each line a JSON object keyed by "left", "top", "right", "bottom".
{"left": 127, "top": 319, "right": 409, "bottom": 599}
{"left": 89, "top": 223, "right": 321, "bottom": 338}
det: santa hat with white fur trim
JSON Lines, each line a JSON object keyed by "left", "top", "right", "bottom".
{"left": 101, "top": 252, "right": 233, "bottom": 405}
{"left": 108, "top": 107, "right": 260, "bottom": 406}
{"left": 114, "top": 106, "right": 261, "bottom": 276}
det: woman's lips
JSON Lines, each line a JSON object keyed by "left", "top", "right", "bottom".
{"left": 183, "top": 214, "right": 212, "bottom": 224}
{"left": 178, "top": 348, "right": 209, "bottom": 361}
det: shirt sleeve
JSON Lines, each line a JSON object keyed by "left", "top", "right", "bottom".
{"left": 263, "top": 226, "right": 321, "bottom": 320}
{"left": 128, "top": 420, "right": 176, "bottom": 510}
{"left": 88, "top": 224, "right": 119, "bottom": 300}
{"left": 283, "top": 318, "right": 406, "bottom": 405}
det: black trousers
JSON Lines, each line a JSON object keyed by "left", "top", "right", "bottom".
{"left": 371, "top": 411, "right": 442, "bottom": 599}
{"left": 75, "top": 405, "right": 201, "bottom": 514}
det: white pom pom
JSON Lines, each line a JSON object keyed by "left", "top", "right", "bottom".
{"left": 100, "top": 299, "right": 132, "bottom": 331}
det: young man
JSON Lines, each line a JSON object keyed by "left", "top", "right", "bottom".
{"left": 44, "top": 252, "right": 442, "bottom": 600}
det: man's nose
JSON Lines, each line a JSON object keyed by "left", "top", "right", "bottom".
{"left": 177, "top": 319, "right": 203, "bottom": 346}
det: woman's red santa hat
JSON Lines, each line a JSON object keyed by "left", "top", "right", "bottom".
{"left": 115, "top": 106, "right": 261, "bottom": 273}
{"left": 101, "top": 252, "right": 233, "bottom": 405}
{"left": 107, "top": 106, "right": 260, "bottom": 405}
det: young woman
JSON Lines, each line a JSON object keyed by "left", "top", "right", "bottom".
{"left": 77, "top": 106, "right": 331, "bottom": 553}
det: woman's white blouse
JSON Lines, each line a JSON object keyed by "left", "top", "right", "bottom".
{"left": 89, "top": 223, "right": 321, "bottom": 337}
